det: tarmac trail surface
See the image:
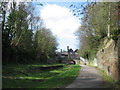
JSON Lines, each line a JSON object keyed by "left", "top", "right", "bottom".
{"left": 66, "top": 65, "right": 104, "bottom": 88}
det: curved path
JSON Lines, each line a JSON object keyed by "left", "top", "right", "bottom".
{"left": 66, "top": 65, "right": 104, "bottom": 88}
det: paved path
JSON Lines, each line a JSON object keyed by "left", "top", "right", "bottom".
{"left": 66, "top": 65, "right": 104, "bottom": 88}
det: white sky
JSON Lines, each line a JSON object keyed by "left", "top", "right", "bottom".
{"left": 40, "top": 4, "right": 80, "bottom": 51}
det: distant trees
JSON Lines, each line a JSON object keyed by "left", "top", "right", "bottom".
{"left": 75, "top": 2, "right": 120, "bottom": 60}
{"left": 34, "top": 28, "right": 58, "bottom": 63}
{"left": 2, "top": 2, "right": 58, "bottom": 64}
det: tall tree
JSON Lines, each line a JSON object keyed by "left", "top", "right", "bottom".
{"left": 75, "top": 2, "right": 119, "bottom": 60}
{"left": 2, "top": 2, "right": 58, "bottom": 64}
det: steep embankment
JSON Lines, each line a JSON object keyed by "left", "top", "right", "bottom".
{"left": 96, "top": 38, "right": 120, "bottom": 81}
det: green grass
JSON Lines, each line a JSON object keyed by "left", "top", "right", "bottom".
{"left": 98, "top": 68, "right": 120, "bottom": 89}
{"left": 3, "top": 64, "right": 80, "bottom": 88}
{"left": 87, "top": 64, "right": 98, "bottom": 68}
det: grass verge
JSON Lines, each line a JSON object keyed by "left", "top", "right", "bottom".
{"left": 98, "top": 68, "right": 120, "bottom": 89}
{"left": 3, "top": 64, "right": 80, "bottom": 88}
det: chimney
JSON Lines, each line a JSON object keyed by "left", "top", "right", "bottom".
{"left": 60, "top": 49, "right": 62, "bottom": 53}
{"left": 67, "top": 46, "right": 69, "bottom": 52}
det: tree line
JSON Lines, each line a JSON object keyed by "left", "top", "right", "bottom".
{"left": 1, "top": 2, "right": 58, "bottom": 64}
{"left": 74, "top": 2, "right": 120, "bottom": 61}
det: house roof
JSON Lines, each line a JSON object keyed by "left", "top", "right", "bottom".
{"left": 55, "top": 51, "right": 68, "bottom": 55}
{"left": 61, "top": 52, "right": 68, "bottom": 55}
{"left": 68, "top": 49, "right": 73, "bottom": 53}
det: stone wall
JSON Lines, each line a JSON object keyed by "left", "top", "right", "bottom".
{"left": 97, "top": 39, "right": 119, "bottom": 81}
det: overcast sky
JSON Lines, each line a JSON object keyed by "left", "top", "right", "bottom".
{"left": 39, "top": 3, "right": 81, "bottom": 51}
